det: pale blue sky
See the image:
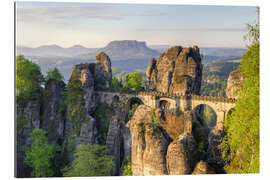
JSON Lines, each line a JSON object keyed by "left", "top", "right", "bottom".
{"left": 16, "top": 2, "right": 258, "bottom": 48}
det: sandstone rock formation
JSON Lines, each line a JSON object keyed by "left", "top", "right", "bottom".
{"left": 75, "top": 63, "right": 97, "bottom": 115}
{"left": 16, "top": 99, "right": 41, "bottom": 177}
{"left": 41, "top": 79, "right": 66, "bottom": 144}
{"left": 89, "top": 52, "right": 112, "bottom": 90}
{"left": 129, "top": 105, "right": 171, "bottom": 175}
{"left": 226, "top": 69, "right": 244, "bottom": 99}
{"left": 166, "top": 133, "right": 198, "bottom": 174}
{"left": 75, "top": 116, "right": 99, "bottom": 145}
{"left": 192, "top": 160, "right": 215, "bottom": 174}
{"left": 146, "top": 46, "right": 202, "bottom": 95}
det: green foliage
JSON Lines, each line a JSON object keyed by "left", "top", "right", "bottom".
{"left": 150, "top": 108, "right": 161, "bottom": 126}
{"left": 93, "top": 103, "right": 114, "bottom": 145}
{"left": 200, "top": 77, "right": 227, "bottom": 97}
{"left": 66, "top": 136, "right": 76, "bottom": 152}
{"left": 110, "top": 77, "right": 122, "bottom": 89}
{"left": 221, "top": 43, "right": 259, "bottom": 173}
{"left": 122, "top": 162, "right": 132, "bottom": 176}
{"left": 25, "top": 129, "right": 55, "bottom": 177}
{"left": 244, "top": 7, "right": 259, "bottom": 45}
{"left": 45, "top": 67, "right": 64, "bottom": 82}
{"left": 128, "top": 103, "right": 139, "bottom": 120}
{"left": 199, "top": 105, "right": 217, "bottom": 129}
{"left": 124, "top": 72, "right": 144, "bottom": 91}
{"left": 66, "top": 68, "right": 88, "bottom": 136}
{"left": 17, "top": 118, "right": 28, "bottom": 132}
{"left": 62, "top": 144, "right": 114, "bottom": 177}
{"left": 16, "top": 55, "right": 44, "bottom": 99}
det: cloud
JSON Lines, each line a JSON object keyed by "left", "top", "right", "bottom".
{"left": 136, "top": 27, "right": 247, "bottom": 32}
{"left": 16, "top": 5, "right": 167, "bottom": 22}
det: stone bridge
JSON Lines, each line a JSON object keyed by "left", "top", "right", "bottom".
{"left": 95, "top": 91, "right": 236, "bottom": 131}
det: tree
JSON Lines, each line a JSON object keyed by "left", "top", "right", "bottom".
{"left": 45, "top": 67, "right": 64, "bottom": 82}
{"left": 62, "top": 144, "right": 114, "bottom": 177}
{"left": 244, "top": 7, "right": 260, "bottom": 45}
{"left": 124, "top": 72, "right": 144, "bottom": 91}
{"left": 220, "top": 12, "right": 259, "bottom": 172}
{"left": 66, "top": 68, "right": 88, "bottom": 135}
{"left": 110, "top": 77, "right": 122, "bottom": 89}
{"left": 16, "top": 55, "right": 43, "bottom": 98}
{"left": 25, "top": 129, "right": 55, "bottom": 177}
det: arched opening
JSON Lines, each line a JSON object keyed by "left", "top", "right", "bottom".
{"left": 192, "top": 104, "right": 217, "bottom": 153}
{"left": 194, "top": 104, "right": 217, "bottom": 130}
{"left": 111, "top": 95, "right": 120, "bottom": 107}
{"left": 159, "top": 100, "right": 170, "bottom": 112}
{"left": 127, "top": 97, "right": 143, "bottom": 122}
{"left": 225, "top": 107, "right": 235, "bottom": 122}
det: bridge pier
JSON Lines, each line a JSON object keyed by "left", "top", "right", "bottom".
{"left": 216, "top": 111, "right": 226, "bottom": 131}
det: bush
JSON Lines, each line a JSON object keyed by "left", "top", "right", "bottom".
{"left": 110, "top": 77, "right": 122, "bottom": 89}
{"left": 124, "top": 72, "right": 144, "bottom": 91}
{"left": 122, "top": 162, "right": 132, "bottom": 176}
{"left": 62, "top": 144, "right": 114, "bottom": 177}
{"left": 45, "top": 67, "right": 64, "bottom": 82}
{"left": 25, "top": 129, "right": 56, "bottom": 177}
{"left": 16, "top": 55, "right": 44, "bottom": 99}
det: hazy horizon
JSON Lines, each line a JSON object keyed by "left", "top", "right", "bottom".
{"left": 16, "top": 41, "right": 248, "bottom": 49}
{"left": 16, "top": 2, "right": 258, "bottom": 48}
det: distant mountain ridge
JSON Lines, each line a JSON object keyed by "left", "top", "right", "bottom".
{"left": 16, "top": 44, "right": 98, "bottom": 57}
{"left": 77, "top": 40, "right": 160, "bottom": 60}
{"left": 17, "top": 40, "right": 160, "bottom": 61}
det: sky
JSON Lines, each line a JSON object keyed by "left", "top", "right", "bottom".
{"left": 16, "top": 2, "right": 258, "bottom": 48}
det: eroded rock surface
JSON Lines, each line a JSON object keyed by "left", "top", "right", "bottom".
{"left": 146, "top": 46, "right": 202, "bottom": 95}
{"left": 166, "top": 132, "right": 198, "bottom": 175}
{"left": 90, "top": 52, "right": 112, "bottom": 90}
{"left": 130, "top": 105, "right": 170, "bottom": 175}
{"left": 192, "top": 160, "right": 215, "bottom": 174}
{"left": 226, "top": 69, "right": 244, "bottom": 99}
{"left": 41, "top": 79, "right": 66, "bottom": 144}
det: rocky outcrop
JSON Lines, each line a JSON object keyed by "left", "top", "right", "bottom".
{"left": 75, "top": 116, "right": 98, "bottom": 145}
{"left": 226, "top": 69, "right": 244, "bottom": 99}
{"left": 90, "top": 52, "right": 112, "bottom": 90}
{"left": 192, "top": 160, "right": 215, "bottom": 174}
{"left": 41, "top": 79, "right": 66, "bottom": 144}
{"left": 76, "top": 63, "right": 97, "bottom": 115}
{"left": 206, "top": 129, "right": 226, "bottom": 170}
{"left": 129, "top": 105, "right": 204, "bottom": 175}
{"left": 166, "top": 133, "right": 198, "bottom": 175}
{"left": 129, "top": 105, "right": 171, "bottom": 175}
{"left": 16, "top": 99, "right": 41, "bottom": 177}
{"left": 146, "top": 46, "right": 202, "bottom": 95}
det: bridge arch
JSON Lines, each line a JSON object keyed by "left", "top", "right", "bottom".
{"left": 193, "top": 104, "right": 217, "bottom": 130}
{"left": 158, "top": 97, "right": 178, "bottom": 112}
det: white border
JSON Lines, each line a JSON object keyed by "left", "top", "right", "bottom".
{"left": 1, "top": 0, "right": 269, "bottom": 180}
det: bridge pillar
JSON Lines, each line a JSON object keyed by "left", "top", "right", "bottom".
{"left": 216, "top": 111, "right": 226, "bottom": 131}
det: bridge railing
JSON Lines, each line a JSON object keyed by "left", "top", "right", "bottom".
{"left": 137, "top": 91, "right": 236, "bottom": 103}
{"left": 96, "top": 90, "right": 236, "bottom": 103}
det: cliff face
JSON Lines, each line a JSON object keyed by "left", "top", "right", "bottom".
{"left": 90, "top": 52, "right": 112, "bottom": 90}
{"left": 226, "top": 69, "right": 244, "bottom": 99}
{"left": 129, "top": 105, "right": 202, "bottom": 175}
{"left": 65, "top": 52, "right": 112, "bottom": 144}
{"left": 129, "top": 105, "right": 171, "bottom": 175}
{"left": 41, "top": 79, "right": 66, "bottom": 144}
{"left": 17, "top": 98, "right": 41, "bottom": 177}
{"left": 146, "top": 46, "right": 202, "bottom": 95}
{"left": 130, "top": 46, "right": 223, "bottom": 175}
